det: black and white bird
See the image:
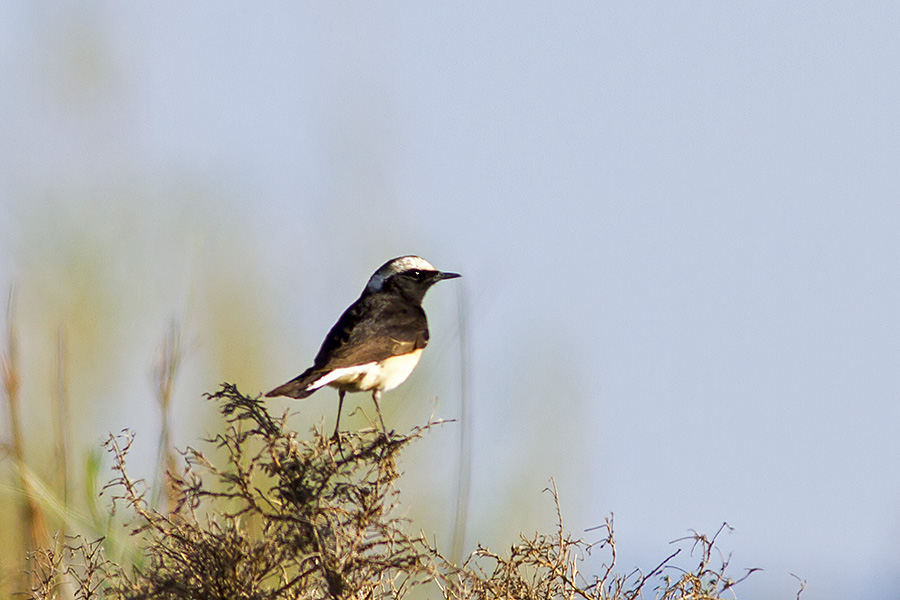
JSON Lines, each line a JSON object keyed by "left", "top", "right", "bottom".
{"left": 266, "top": 255, "right": 460, "bottom": 436}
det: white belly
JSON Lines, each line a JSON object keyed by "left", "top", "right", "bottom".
{"left": 308, "top": 349, "right": 424, "bottom": 393}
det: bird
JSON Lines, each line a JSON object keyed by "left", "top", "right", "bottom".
{"left": 266, "top": 255, "right": 460, "bottom": 437}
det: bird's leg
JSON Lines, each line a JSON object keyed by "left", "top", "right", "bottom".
{"left": 332, "top": 390, "right": 345, "bottom": 440}
{"left": 371, "top": 390, "right": 388, "bottom": 436}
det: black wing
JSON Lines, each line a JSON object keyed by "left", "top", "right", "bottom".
{"left": 313, "top": 292, "right": 429, "bottom": 370}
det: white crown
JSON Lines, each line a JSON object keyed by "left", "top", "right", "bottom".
{"left": 365, "top": 256, "right": 437, "bottom": 292}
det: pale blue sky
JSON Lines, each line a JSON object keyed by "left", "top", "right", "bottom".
{"left": 3, "top": 3, "right": 900, "bottom": 599}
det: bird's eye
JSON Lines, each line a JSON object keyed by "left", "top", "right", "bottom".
{"left": 410, "top": 269, "right": 423, "bottom": 279}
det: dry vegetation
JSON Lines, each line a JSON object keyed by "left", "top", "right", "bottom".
{"left": 20, "top": 383, "right": 770, "bottom": 600}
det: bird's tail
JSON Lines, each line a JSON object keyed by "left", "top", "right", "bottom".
{"left": 265, "top": 368, "right": 321, "bottom": 399}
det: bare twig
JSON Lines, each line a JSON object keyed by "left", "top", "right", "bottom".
{"left": 31, "top": 384, "right": 762, "bottom": 600}
{"left": 791, "top": 572, "right": 807, "bottom": 599}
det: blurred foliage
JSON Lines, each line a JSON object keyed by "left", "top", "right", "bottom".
{"left": 0, "top": 191, "right": 283, "bottom": 591}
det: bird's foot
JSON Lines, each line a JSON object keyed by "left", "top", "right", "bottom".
{"left": 329, "top": 430, "right": 345, "bottom": 457}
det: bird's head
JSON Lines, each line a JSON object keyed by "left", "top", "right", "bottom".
{"left": 365, "top": 255, "right": 461, "bottom": 302}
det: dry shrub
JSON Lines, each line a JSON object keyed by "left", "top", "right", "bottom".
{"left": 31, "top": 384, "right": 766, "bottom": 600}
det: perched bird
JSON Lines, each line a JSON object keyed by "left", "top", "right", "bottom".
{"left": 266, "top": 255, "right": 460, "bottom": 436}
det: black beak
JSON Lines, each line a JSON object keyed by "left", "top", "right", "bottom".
{"left": 436, "top": 271, "right": 461, "bottom": 281}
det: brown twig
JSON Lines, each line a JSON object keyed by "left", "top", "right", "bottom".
{"left": 30, "top": 383, "right": 763, "bottom": 600}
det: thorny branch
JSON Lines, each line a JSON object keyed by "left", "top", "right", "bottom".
{"left": 31, "top": 383, "right": 773, "bottom": 600}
